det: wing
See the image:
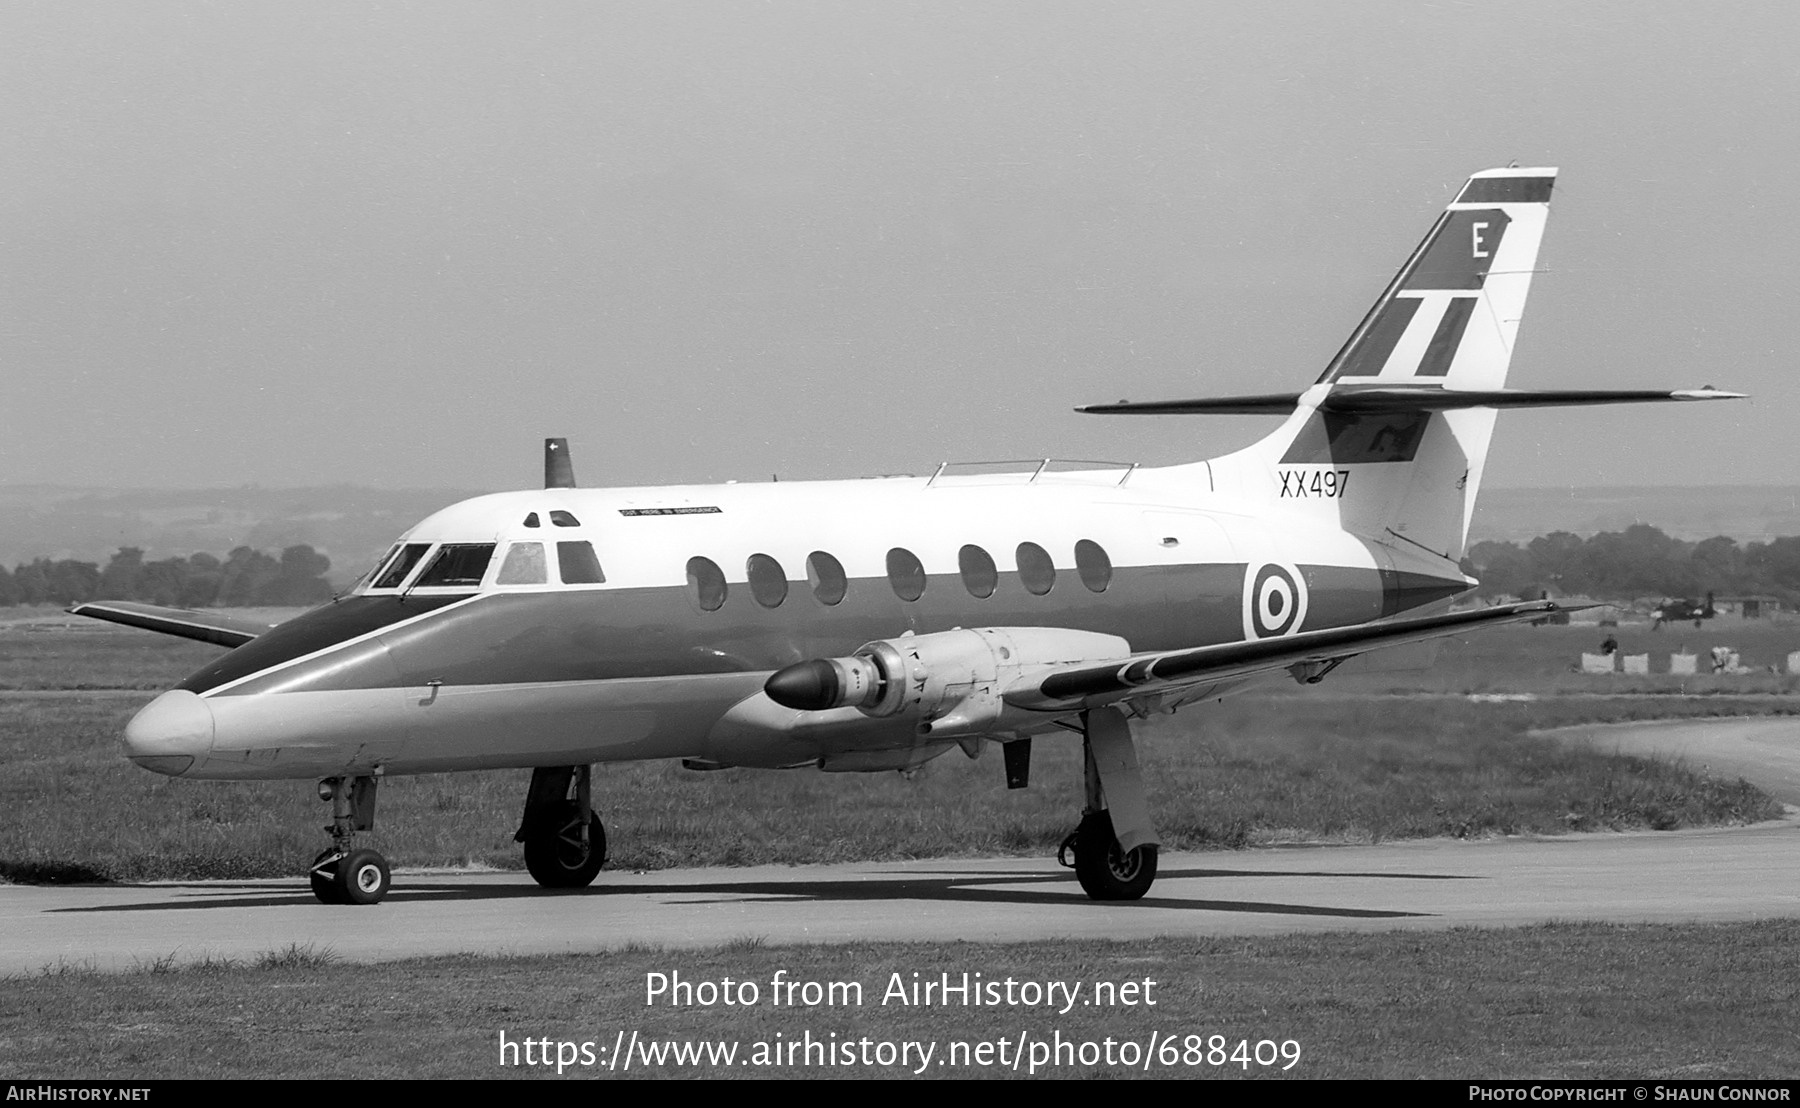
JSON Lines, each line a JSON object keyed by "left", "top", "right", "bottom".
{"left": 763, "top": 600, "right": 1573, "bottom": 735}
{"left": 67, "top": 601, "right": 274, "bottom": 648}
{"left": 1003, "top": 599, "right": 1568, "bottom": 711}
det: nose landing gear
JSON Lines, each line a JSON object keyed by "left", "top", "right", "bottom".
{"left": 310, "top": 775, "right": 390, "bottom": 905}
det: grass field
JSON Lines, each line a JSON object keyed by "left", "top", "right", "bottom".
{"left": 5, "top": 923, "right": 1797, "bottom": 1079}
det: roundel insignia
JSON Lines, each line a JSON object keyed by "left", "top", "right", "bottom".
{"left": 1243, "top": 563, "right": 1307, "bottom": 639}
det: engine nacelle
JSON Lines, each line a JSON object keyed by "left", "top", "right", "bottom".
{"left": 763, "top": 627, "right": 1130, "bottom": 738}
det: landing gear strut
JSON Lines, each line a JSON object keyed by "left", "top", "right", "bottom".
{"left": 516, "top": 765, "right": 606, "bottom": 889}
{"left": 310, "top": 774, "right": 391, "bottom": 905}
{"left": 1057, "top": 708, "right": 1160, "bottom": 901}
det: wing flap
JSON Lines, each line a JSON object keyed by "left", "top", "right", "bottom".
{"left": 68, "top": 602, "right": 273, "bottom": 648}
{"left": 1006, "top": 600, "right": 1570, "bottom": 708}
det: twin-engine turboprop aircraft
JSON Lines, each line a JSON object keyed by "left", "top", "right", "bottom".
{"left": 76, "top": 166, "right": 1741, "bottom": 905}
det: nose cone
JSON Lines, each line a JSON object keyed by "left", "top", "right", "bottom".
{"left": 124, "top": 690, "right": 215, "bottom": 776}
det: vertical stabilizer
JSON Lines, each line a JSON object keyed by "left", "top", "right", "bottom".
{"left": 1217, "top": 167, "right": 1557, "bottom": 565}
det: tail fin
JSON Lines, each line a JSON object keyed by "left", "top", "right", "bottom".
{"left": 1185, "top": 167, "right": 1561, "bottom": 566}
{"left": 1084, "top": 166, "right": 1740, "bottom": 569}
{"left": 1086, "top": 168, "right": 1558, "bottom": 572}
{"left": 1315, "top": 166, "right": 1556, "bottom": 391}
{"left": 1291, "top": 166, "right": 1558, "bottom": 564}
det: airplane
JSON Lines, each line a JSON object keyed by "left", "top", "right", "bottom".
{"left": 73, "top": 166, "right": 1743, "bottom": 906}
{"left": 1653, "top": 593, "right": 1715, "bottom": 628}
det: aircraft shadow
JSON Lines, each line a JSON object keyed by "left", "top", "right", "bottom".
{"left": 52, "top": 863, "right": 1456, "bottom": 919}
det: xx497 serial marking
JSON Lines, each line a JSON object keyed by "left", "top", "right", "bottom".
{"left": 1276, "top": 469, "right": 1350, "bottom": 499}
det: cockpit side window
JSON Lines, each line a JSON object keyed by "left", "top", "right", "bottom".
{"left": 557, "top": 541, "right": 606, "bottom": 584}
{"left": 372, "top": 543, "right": 432, "bottom": 589}
{"left": 413, "top": 543, "right": 497, "bottom": 588}
{"left": 550, "top": 510, "right": 581, "bottom": 527}
{"left": 495, "top": 542, "right": 547, "bottom": 585}
{"left": 354, "top": 544, "right": 401, "bottom": 591}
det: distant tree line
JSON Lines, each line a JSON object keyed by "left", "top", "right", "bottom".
{"left": 0, "top": 545, "right": 335, "bottom": 608}
{"left": 1464, "top": 525, "right": 1800, "bottom": 605}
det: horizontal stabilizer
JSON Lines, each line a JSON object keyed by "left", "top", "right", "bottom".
{"left": 68, "top": 602, "right": 275, "bottom": 648}
{"left": 1077, "top": 386, "right": 1744, "bottom": 416}
{"left": 1006, "top": 599, "right": 1576, "bottom": 708}
{"left": 1076, "top": 394, "right": 1302, "bottom": 415}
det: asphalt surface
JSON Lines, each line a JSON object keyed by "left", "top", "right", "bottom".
{"left": 5, "top": 714, "right": 1800, "bottom": 974}
{"left": 1555, "top": 715, "right": 1800, "bottom": 805}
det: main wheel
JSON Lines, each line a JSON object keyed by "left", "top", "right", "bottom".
{"left": 524, "top": 810, "right": 606, "bottom": 889}
{"left": 334, "top": 848, "right": 391, "bottom": 905}
{"left": 1071, "top": 811, "right": 1158, "bottom": 901}
{"left": 310, "top": 849, "right": 345, "bottom": 905}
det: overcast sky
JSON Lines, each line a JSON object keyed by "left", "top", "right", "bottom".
{"left": 2, "top": 1, "right": 1791, "bottom": 493}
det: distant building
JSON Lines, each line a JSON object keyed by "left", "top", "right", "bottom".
{"left": 1713, "top": 595, "right": 1782, "bottom": 619}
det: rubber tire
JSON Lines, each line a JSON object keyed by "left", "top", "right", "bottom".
{"left": 310, "top": 849, "right": 346, "bottom": 905}
{"left": 1071, "top": 811, "right": 1158, "bottom": 901}
{"left": 524, "top": 810, "right": 606, "bottom": 889}
{"left": 334, "top": 848, "right": 391, "bottom": 906}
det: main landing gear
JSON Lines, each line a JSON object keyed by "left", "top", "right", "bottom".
{"left": 310, "top": 774, "right": 391, "bottom": 905}
{"left": 516, "top": 765, "right": 607, "bottom": 889}
{"left": 1053, "top": 707, "right": 1161, "bottom": 901}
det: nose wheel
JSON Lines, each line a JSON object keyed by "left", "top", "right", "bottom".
{"left": 310, "top": 847, "right": 393, "bottom": 905}
{"left": 310, "top": 775, "right": 389, "bottom": 905}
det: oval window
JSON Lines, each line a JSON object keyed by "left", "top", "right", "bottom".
{"left": 686, "top": 556, "right": 727, "bottom": 612}
{"left": 1074, "top": 539, "right": 1112, "bottom": 593}
{"left": 747, "top": 553, "right": 788, "bottom": 609}
{"left": 886, "top": 547, "right": 926, "bottom": 602}
{"left": 1016, "top": 542, "right": 1055, "bottom": 596}
{"left": 959, "top": 544, "right": 997, "bottom": 599}
{"left": 806, "top": 550, "right": 847, "bottom": 606}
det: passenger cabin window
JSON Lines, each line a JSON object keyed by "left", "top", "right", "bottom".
{"left": 746, "top": 553, "right": 787, "bottom": 608}
{"left": 372, "top": 543, "right": 431, "bottom": 589}
{"left": 806, "top": 551, "right": 847, "bottom": 606}
{"left": 959, "top": 544, "right": 997, "bottom": 598}
{"left": 414, "top": 543, "right": 496, "bottom": 588}
{"left": 550, "top": 510, "right": 580, "bottom": 527}
{"left": 1016, "top": 542, "right": 1056, "bottom": 596}
{"left": 887, "top": 547, "right": 926, "bottom": 602}
{"left": 496, "top": 542, "right": 547, "bottom": 585}
{"left": 523, "top": 513, "right": 541, "bottom": 528}
{"left": 1075, "top": 539, "right": 1112, "bottom": 593}
{"left": 557, "top": 541, "right": 606, "bottom": 584}
{"left": 687, "top": 556, "right": 727, "bottom": 612}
